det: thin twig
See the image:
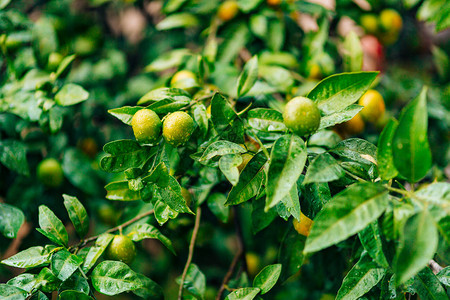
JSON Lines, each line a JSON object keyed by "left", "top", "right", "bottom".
{"left": 70, "top": 209, "right": 154, "bottom": 250}
{"left": 216, "top": 207, "right": 247, "bottom": 300}
{"left": 178, "top": 206, "right": 202, "bottom": 300}
{"left": 428, "top": 260, "right": 444, "bottom": 274}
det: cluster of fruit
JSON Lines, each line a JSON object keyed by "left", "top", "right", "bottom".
{"left": 131, "top": 71, "right": 197, "bottom": 147}
{"left": 360, "top": 9, "right": 403, "bottom": 45}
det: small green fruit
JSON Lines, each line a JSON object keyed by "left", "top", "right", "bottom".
{"left": 162, "top": 111, "right": 195, "bottom": 147}
{"left": 37, "top": 158, "right": 64, "bottom": 188}
{"left": 105, "top": 235, "right": 136, "bottom": 265}
{"left": 131, "top": 109, "right": 162, "bottom": 144}
{"left": 283, "top": 96, "right": 321, "bottom": 136}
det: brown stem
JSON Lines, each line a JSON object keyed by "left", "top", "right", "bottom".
{"left": 428, "top": 259, "right": 444, "bottom": 274}
{"left": 178, "top": 206, "right": 202, "bottom": 300}
{"left": 70, "top": 209, "right": 154, "bottom": 250}
{"left": 216, "top": 207, "right": 247, "bottom": 300}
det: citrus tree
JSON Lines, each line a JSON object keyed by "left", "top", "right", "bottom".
{"left": 1, "top": 0, "right": 449, "bottom": 299}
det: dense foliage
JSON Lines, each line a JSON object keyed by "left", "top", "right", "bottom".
{"left": 0, "top": 0, "right": 449, "bottom": 299}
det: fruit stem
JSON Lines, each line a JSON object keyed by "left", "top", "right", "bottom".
{"left": 178, "top": 206, "right": 202, "bottom": 300}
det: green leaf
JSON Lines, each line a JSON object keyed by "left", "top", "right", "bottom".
{"left": 252, "top": 196, "right": 277, "bottom": 234}
{"left": 247, "top": 108, "right": 286, "bottom": 132}
{"left": 342, "top": 31, "right": 363, "bottom": 72}
{"left": 0, "top": 0, "right": 11, "bottom": 9}
{"left": 7, "top": 273, "right": 37, "bottom": 293}
{"left": 132, "top": 275, "right": 164, "bottom": 300}
{"left": 54, "top": 54, "right": 76, "bottom": 80}
{"left": 253, "top": 264, "right": 282, "bottom": 294}
{"left": 207, "top": 193, "right": 229, "bottom": 223}
{"left": 0, "top": 203, "right": 25, "bottom": 239}
{"left": 392, "top": 87, "right": 432, "bottom": 183}
{"left": 278, "top": 225, "right": 306, "bottom": 282}
{"left": 176, "top": 264, "right": 205, "bottom": 299}
{"left": 413, "top": 267, "right": 448, "bottom": 300}
{"left": 225, "top": 287, "right": 260, "bottom": 300}
{"left": 237, "top": 55, "right": 258, "bottom": 97}
{"left": 1, "top": 246, "right": 51, "bottom": 269}
{"left": 144, "top": 49, "right": 192, "bottom": 72}
{"left": 54, "top": 84, "right": 89, "bottom": 106}
{"left": 0, "top": 140, "right": 29, "bottom": 176}
{"left": 331, "top": 138, "right": 377, "bottom": 166}
{"left": 265, "top": 135, "right": 307, "bottom": 210}
{"left": 219, "top": 154, "right": 242, "bottom": 186}
{"left": 91, "top": 261, "right": 144, "bottom": 296}
{"left": 127, "top": 223, "right": 175, "bottom": 254}
{"left": 57, "top": 291, "right": 93, "bottom": 300}
{"left": 394, "top": 210, "right": 438, "bottom": 285}
{"left": 156, "top": 13, "right": 199, "bottom": 30}
{"left": 304, "top": 182, "right": 389, "bottom": 253}
{"left": 303, "top": 153, "right": 345, "bottom": 184}
{"left": 437, "top": 266, "right": 450, "bottom": 287}
{"left": 336, "top": 252, "right": 386, "bottom": 300}
{"left": 59, "top": 272, "right": 90, "bottom": 294}
{"left": 358, "top": 221, "right": 389, "bottom": 268}
{"left": 154, "top": 200, "right": 179, "bottom": 226}
{"left": 415, "top": 182, "right": 450, "bottom": 207}
{"left": 192, "top": 104, "right": 208, "bottom": 138}
{"left": 35, "top": 267, "right": 61, "bottom": 293}
{"left": 299, "top": 181, "right": 332, "bottom": 219}
{"left": 105, "top": 180, "right": 143, "bottom": 201}
{"left": 318, "top": 104, "right": 363, "bottom": 130}
{"left": 82, "top": 233, "right": 114, "bottom": 273}
{"left": 51, "top": 250, "right": 83, "bottom": 281}
{"left": 199, "top": 141, "right": 246, "bottom": 163}
{"left": 0, "top": 284, "right": 27, "bottom": 300}
{"left": 62, "top": 149, "right": 102, "bottom": 195}
{"left": 226, "top": 151, "right": 267, "bottom": 206}
{"left": 377, "top": 118, "right": 399, "bottom": 180}
{"left": 218, "top": 23, "right": 250, "bottom": 65}
{"left": 307, "top": 72, "right": 378, "bottom": 115}
{"left": 29, "top": 291, "right": 48, "bottom": 300}
{"left": 38, "top": 205, "right": 68, "bottom": 247}
{"left": 100, "top": 140, "right": 156, "bottom": 173}
{"left": 63, "top": 194, "right": 89, "bottom": 238}
{"left": 108, "top": 106, "right": 143, "bottom": 125}
{"left": 211, "top": 93, "right": 244, "bottom": 144}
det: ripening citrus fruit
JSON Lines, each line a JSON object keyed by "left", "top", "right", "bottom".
{"left": 245, "top": 252, "right": 261, "bottom": 277}
{"left": 360, "top": 14, "right": 379, "bottom": 34}
{"left": 105, "top": 235, "right": 136, "bottom": 265}
{"left": 267, "top": 0, "right": 282, "bottom": 6}
{"left": 170, "top": 70, "right": 198, "bottom": 95}
{"left": 78, "top": 137, "right": 98, "bottom": 158}
{"left": 293, "top": 212, "right": 313, "bottom": 236}
{"left": 336, "top": 113, "right": 365, "bottom": 136}
{"left": 37, "top": 158, "right": 64, "bottom": 187}
{"left": 162, "top": 111, "right": 195, "bottom": 147}
{"left": 97, "top": 203, "right": 119, "bottom": 226}
{"left": 308, "top": 63, "right": 322, "bottom": 80}
{"left": 283, "top": 96, "right": 321, "bottom": 136}
{"left": 358, "top": 89, "right": 385, "bottom": 123}
{"left": 379, "top": 9, "right": 403, "bottom": 32}
{"left": 217, "top": 1, "right": 239, "bottom": 22}
{"left": 131, "top": 109, "right": 162, "bottom": 144}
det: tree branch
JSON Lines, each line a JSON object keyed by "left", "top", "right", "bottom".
{"left": 178, "top": 206, "right": 202, "bottom": 300}
{"left": 428, "top": 259, "right": 444, "bottom": 274}
{"left": 216, "top": 207, "right": 247, "bottom": 300}
{"left": 70, "top": 209, "right": 154, "bottom": 250}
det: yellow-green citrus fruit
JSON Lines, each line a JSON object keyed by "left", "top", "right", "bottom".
{"left": 105, "top": 235, "right": 136, "bottom": 265}
{"left": 131, "top": 109, "right": 162, "bottom": 144}
{"left": 293, "top": 212, "right": 314, "bottom": 236}
{"left": 47, "top": 52, "right": 63, "bottom": 71}
{"left": 283, "top": 96, "right": 321, "bottom": 136}
{"left": 245, "top": 252, "right": 261, "bottom": 277}
{"left": 97, "top": 203, "right": 119, "bottom": 226}
{"left": 217, "top": 1, "right": 239, "bottom": 22}
{"left": 358, "top": 89, "right": 385, "bottom": 123}
{"left": 308, "top": 63, "right": 322, "bottom": 80}
{"left": 379, "top": 9, "right": 403, "bottom": 32}
{"left": 37, "top": 158, "right": 64, "bottom": 187}
{"left": 336, "top": 113, "right": 365, "bottom": 136}
{"left": 360, "top": 14, "right": 379, "bottom": 34}
{"left": 181, "top": 187, "right": 192, "bottom": 207}
{"left": 162, "top": 111, "right": 195, "bottom": 147}
{"left": 170, "top": 70, "right": 198, "bottom": 95}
